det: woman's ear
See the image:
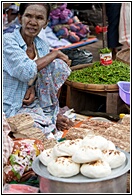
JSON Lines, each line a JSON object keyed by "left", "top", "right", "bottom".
{"left": 43, "top": 21, "right": 49, "bottom": 29}
{"left": 18, "top": 14, "right": 22, "bottom": 24}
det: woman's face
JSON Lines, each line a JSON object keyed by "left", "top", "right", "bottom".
{"left": 19, "top": 4, "right": 48, "bottom": 39}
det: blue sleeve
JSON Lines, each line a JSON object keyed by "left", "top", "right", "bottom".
{"left": 3, "top": 34, "right": 37, "bottom": 83}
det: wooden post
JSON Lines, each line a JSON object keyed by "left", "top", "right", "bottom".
{"left": 106, "top": 92, "right": 119, "bottom": 114}
{"left": 102, "top": 3, "right": 107, "bottom": 48}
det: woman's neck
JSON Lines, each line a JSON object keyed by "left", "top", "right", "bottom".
{"left": 20, "top": 28, "right": 34, "bottom": 47}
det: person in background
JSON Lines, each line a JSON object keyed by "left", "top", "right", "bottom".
{"left": 105, "top": 3, "right": 122, "bottom": 60}
{"left": 3, "top": 3, "right": 20, "bottom": 33}
{"left": 3, "top": 3, "right": 73, "bottom": 139}
{"left": 6, "top": 3, "right": 19, "bottom": 23}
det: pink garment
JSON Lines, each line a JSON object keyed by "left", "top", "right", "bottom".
{"left": 3, "top": 112, "right": 14, "bottom": 166}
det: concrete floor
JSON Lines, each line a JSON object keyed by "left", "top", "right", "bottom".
{"left": 79, "top": 26, "right": 106, "bottom": 62}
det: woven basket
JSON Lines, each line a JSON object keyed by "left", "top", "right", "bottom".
{"left": 116, "top": 48, "right": 130, "bottom": 65}
{"left": 66, "top": 63, "right": 119, "bottom": 92}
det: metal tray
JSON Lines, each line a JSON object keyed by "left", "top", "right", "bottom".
{"left": 32, "top": 148, "right": 130, "bottom": 183}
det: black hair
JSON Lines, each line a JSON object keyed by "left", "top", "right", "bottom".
{"left": 19, "top": 3, "right": 51, "bottom": 20}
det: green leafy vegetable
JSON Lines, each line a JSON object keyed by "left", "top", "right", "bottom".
{"left": 99, "top": 47, "right": 111, "bottom": 54}
{"left": 68, "top": 60, "right": 130, "bottom": 84}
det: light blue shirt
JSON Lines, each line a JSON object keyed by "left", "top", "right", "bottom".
{"left": 3, "top": 27, "right": 49, "bottom": 117}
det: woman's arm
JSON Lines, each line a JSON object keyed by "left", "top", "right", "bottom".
{"left": 3, "top": 33, "right": 71, "bottom": 81}
{"left": 36, "top": 50, "right": 71, "bottom": 71}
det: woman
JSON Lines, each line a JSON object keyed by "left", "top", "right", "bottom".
{"left": 3, "top": 3, "right": 73, "bottom": 138}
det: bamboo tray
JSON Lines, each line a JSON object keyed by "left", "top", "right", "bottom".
{"left": 66, "top": 63, "right": 119, "bottom": 92}
{"left": 116, "top": 48, "right": 130, "bottom": 65}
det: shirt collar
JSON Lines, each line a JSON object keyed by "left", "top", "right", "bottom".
{"left": 14, "top": 27, "right": 42, "bottom": 50}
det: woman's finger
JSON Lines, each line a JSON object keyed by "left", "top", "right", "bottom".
{"left": 24, "top": 90, "right": 30, "bottom": 100}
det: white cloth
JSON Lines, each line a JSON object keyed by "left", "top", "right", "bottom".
{"left": 45, "top": 26, "right": 71, "bottom": 49}
{"left": 119, "top": 3, "right": 130, "bottom": 48}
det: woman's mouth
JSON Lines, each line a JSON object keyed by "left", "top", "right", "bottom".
{"left": 27, "top": 28, "right": 37, "bottom": 33}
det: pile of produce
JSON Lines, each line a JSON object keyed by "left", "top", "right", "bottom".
{"left": 68, "top": 60, "right": 130, "bottom": 84}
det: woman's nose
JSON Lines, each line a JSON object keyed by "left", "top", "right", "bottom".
{"left": 29, "top": 18, "right": 37, "bottom": 25}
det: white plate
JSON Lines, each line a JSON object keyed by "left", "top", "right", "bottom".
{"left": 90, "top": 117, "right": 111, "bottom": 122}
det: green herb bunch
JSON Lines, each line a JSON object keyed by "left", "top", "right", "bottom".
{"left": 99, "top": 47, "right": 111, "bottom": 54}
{"left": 68, "top": 61, "right": 130, "bottom": 84}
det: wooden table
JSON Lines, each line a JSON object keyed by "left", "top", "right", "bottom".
{"left": 66, "top": 85, "right": 129, "bottom": 115}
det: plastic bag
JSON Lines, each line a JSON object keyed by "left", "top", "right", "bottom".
{"left": 3, "top": 183, "right": 39, "bottom": 193}
{"left": 61, "top": 48, "right": 93, "bottom": 66}
{"left": 4, "top": 138, "right": 44, "bottom": 183}
{"left": 119, "top": 3, "right": 130, "bottom": 48}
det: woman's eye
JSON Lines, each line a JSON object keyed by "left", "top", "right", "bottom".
{"left": 37, "top": 16, "right": 44, "bottom": 20}
{"left": 25, "top": 14, "right": 32, "bottom": 18}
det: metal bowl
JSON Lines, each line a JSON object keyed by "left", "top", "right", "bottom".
{"left": 32, "top": 149, "right": 130, "bottom": 193}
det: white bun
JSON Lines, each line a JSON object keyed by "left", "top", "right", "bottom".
{"left": 106, "top": 140, "right": 116, "bottom": 150}
{"left": 80, "top": 160, "right": 111, "bottom": 178}
{"left": 47, "top": 157, "right": 80, "bottom": 177}
{"left": 82, "top": 135, "right": 108, "bottom": 150}
{"left": 72, "top": 146, "right": 103, "bottom": 163}
{"left": 102, "top": 150, "right": 126, "bottom": 168}
{"left": 39, "top": 148, "right": 55, "bottom": 166}
{"left": 53, "top": 139, "right": 82, "bottom": 157}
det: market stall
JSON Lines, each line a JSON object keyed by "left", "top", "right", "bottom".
{"left": 3, "top": 107, "right": 130, "bottom": 193}
{"left": 3, "top": 2, "right": 130, "bottom": 194}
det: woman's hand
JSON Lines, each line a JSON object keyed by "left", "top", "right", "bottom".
{"left": 56, "top": 114, "right": 74, "bottom": 131}
{"left": 23, "top": 86, "right": 35, "bottom": 106}
{"left": 56, "top": 50, "right": 72, "bottom": 66}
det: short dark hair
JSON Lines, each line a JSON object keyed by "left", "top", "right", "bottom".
{"left": 19, "top": 3, "right": 51, "bottom": 20}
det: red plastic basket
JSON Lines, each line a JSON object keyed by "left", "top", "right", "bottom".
{"left": 117, "top": 81, "right": 130, "bottom": 105}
